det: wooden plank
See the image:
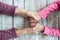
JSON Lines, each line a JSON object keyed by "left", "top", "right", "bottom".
{"left": 23, "top": 0, "right": 38, "bottom": 40}
{"left": 14, "top": 0, "right": 25, "bottom": 40}
{"left": 2, "top": 0, "right": 13, "bottom": 29}
{"left": 46, "top": 0, "right": 58, "bottom": 40}
{"left": 35, "top": 0, "right": 48, "bottom": 40}
{"left": 46, "top": 0, "right": 57, "bottom": 27}
{"left": 2, "top": 0, "right": 13, "bottom": 40}
{"left": 14, "top": 0, "right": 24, "bottom": 29}
{"left": 24, "top": 0, "right": 47, "bottom": 40}
{"left": 24, "top": 0, "right": 35, "bottom": 27}
{"left": 0, "top": 0, "right": 3, "bottom": 30}
{"left": 25, "top": 0, "right": 35, "bottom": 11}
{"left": 0, "top": 0, "right": 59, "bottom": 40}
{"left": 58, "top": 10, "right": 60, "bottom": 40}
{"left": 0, "top": 1, "right": 13, "bottom": 40}
{"left": 0, "top": 0, "right": 2, "bottom": 2}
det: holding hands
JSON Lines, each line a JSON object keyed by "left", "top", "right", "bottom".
{"left": 29, "top": 17, "right": 44, "bottom": 33}
{"left": 15, "top": 8, "right": 44, "bottom": 35}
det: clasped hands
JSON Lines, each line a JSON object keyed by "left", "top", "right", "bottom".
{"left": 28, "top": 17, "right": 44, "bottom": 34}
{"left": 15, "top": 8, "right": 44, "bottom": 35}
{"left": 21, "top": 10, "right": 44, "bottom": 34}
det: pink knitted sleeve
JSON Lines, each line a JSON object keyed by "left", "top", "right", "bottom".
{"left": 38, "top": 1, "right": 60, "bottom": 37}
{"left": 43, "top": 26, "right": 60, "bottom": 37}
{"left": 38, "top": 1, "right": 60, "bottom": 19}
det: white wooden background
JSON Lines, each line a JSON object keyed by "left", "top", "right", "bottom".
{"left": 0, "top": 0, "right": 60, "bottom": 40}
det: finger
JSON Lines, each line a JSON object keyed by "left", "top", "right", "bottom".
{"left": 33, "top": 23, "right": 41, "bottom": 32}
{"left": 30, "top": 22, "right": 36, "bottom": 27}
{"left": 32, "top": 13, "right": 41, "bottom": 21}
{"left": 29, "top": 18, "right": 37, "bottom": 27}
{"left": 30, "top": 20, "right": 37, "bottom": 23}
{"left": 29, "top": 17, "right": 37, "bottom": 23}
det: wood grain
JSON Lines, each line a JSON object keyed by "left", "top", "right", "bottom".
{"left": 0, "top": 0, "right": 59, "bottom": 40}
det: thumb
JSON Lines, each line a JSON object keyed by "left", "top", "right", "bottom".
{"left": 32, "top": 12, "right": 41, "bottom": 21}
{"left": 33, "top": 23, "right": 41, "bottom": 33}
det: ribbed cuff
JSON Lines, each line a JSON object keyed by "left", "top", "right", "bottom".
{"left": 8, "top": 28, "right": 18, "bottom": 39}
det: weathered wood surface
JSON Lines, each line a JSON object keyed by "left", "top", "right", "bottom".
{"left": 0, "top": 0, "right": 59, "bottom": 40}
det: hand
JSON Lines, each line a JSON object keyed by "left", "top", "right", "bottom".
{"left": 29, "top": 18, "right": 37, "bottom": 27}
{"left": 29, "top": 18, "right": 44, "bottom": 33}
{"left": 15, "top": 8, "right": 41, "bottom": 21}
{"left": 27, "top": 11, "right": 41, "bottom": 21}
{"left": 16, "top": 27, "right": 35, "bottom": 36}
{"left": 33, "top": 23, "right": 44, "bottom": 33}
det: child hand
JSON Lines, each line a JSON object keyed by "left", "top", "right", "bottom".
{"left": 27, "top": 11, "right": 41, "bottom": 21}
{"left": 29, "top": 18, "right": 37, "bottom": 27}
{"left": 15, "top": 8, "right": 41, "bottom": 21}
{"left": 29, "top": 18, "right": 44, "bottom": 33}
{"left": 33, "top": 23, "right": 44, "bottom": 33}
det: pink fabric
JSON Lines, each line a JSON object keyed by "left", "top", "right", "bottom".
{"left": 38, "top": 1, "right": 60, "bottom": 37}
{"left": 38, "top": 1, "right": 60, "bottom": 19}
{"left": 44, "top": 26, "right": 60, "bottom": 37}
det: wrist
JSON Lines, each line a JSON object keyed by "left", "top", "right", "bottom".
{"left": 41, "top": 26, "right": 45, "bottom": 32}
{"left": 16, "top": 29, "right": 27, "bottom": 36}
{"left": 33, "top": 23, "right": 45, "bottom": 33}
{"left": 15, "top": 8, "right": 28, "bottom": 17}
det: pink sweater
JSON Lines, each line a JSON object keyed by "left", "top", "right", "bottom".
{"left": 38, "top": 1, "right": 60, "bottom": 37}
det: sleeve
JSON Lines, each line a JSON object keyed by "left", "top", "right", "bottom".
{"left": 38, "top": 1, "right": 60, "bottom": 19}
{"left": 0, "top": 2, "right": 17, "bottom": 16}
{"left": 0, "top": 28, "right": 17, "bottom": 40}
{"left": 43, "top": 26, "right": 60, "bottom": 37}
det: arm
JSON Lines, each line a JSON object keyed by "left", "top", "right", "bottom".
{"left": 43, "top": 26, "right": 60, "bottom": 37}
{"left": 0, "top": 27, "right": 34, "bottom": 40}
{"left": 0, "top": 2, "right": 16, "bottom": 16}
{"left": 0, "top": 2, "right": 28, "bottom": 17}
{"left": 0, "top": 2, "right": 40, "bottom": 21}
{"left": 38, "top": 1, "right": 60, "bottom": 19}
{"left": 0, "top": 28, "right": 17, "bottom": 40}
{"left": 32, "top": 23, "right": 60, "bottom": 37}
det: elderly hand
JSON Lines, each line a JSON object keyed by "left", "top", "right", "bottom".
{"left": 15, "top": 8, "right": 41, "bottom": 21}
{"left": 29, "top": 18, "right": 44, "bottom": 33}
{"left": 27, "top": 11, "right": 41, "bottom": 21}
{"left": 33, "top": 23, "right": 44, "bottom": 33}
